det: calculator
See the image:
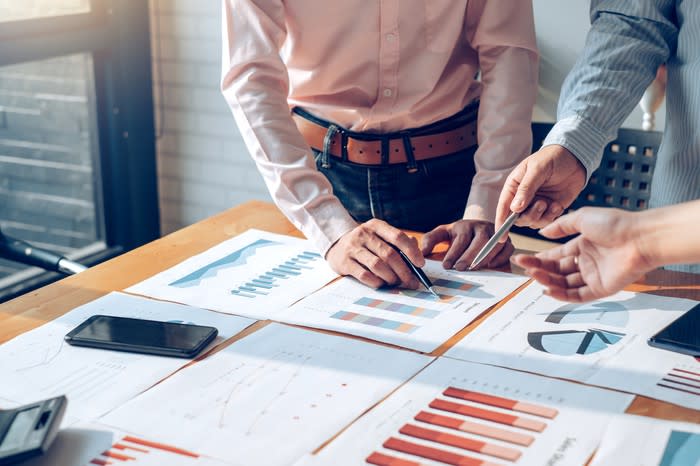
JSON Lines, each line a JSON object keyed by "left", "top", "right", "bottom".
{"left": 0, "top": 396, "right": 66, "bottom": 465}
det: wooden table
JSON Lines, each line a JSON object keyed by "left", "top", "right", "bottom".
{"left": 1, "top": 200, "right": 698, "bottom": 425}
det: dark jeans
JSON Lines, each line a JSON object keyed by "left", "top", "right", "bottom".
{"left": 315, "top": 147, "right": 477, "bottom": 233}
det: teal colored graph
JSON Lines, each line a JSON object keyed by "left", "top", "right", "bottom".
{"left": 546, "top": 302, "right": 629, "bottom": 327}
{"left": 169, "top": 239, "right": 279, "bottom": 288}
{"left": 660, "top": 430, "right": 700, "bottom": 466}
{"left": 528, "top": 328, "right": 625, "bottom": 356}
{"left": 231, "top": 250, "right": 322, "bottom": 298}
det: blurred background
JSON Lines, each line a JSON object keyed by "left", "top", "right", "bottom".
{"left": 0, "top": 0, "right": 664, "bottom": 301}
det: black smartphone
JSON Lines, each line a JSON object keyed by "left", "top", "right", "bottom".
{"left": 648, "top": 302, "right": 700, "bottom": 357}
{"left": 64, "top": 315, "right": 218, "bottom": 358}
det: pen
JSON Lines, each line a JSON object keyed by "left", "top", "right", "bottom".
{"left": 389, "top": 243, "right": 440, "bottom": 298}
{"left": 469, "top": 211, "right": 520, "bottom": 270}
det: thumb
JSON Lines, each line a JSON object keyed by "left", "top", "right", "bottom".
{"left": 510, "top": 163, "right": 549, "bottom": 215}
{"left": 421, "top": 225, "right": 450, "bottom": 256}
{"left": 539, "top": 210, "right": 582, "bottom": 239}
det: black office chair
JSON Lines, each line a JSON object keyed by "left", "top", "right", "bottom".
{"left": 510, "top": 122, "right": 663, "bottom": 242}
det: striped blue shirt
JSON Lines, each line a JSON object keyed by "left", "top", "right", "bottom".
{"left": 543, "top": 0, "right": 700, "bottom": 273}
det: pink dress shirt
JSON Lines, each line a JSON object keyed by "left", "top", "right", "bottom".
{"left": 222, "top": 0, "right": 538, "bottom": 255}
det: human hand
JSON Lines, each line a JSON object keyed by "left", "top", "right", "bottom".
{"left": 511, "top": 207, "right": 653, "bottom": 302}
{"left": 421, "top": 219, "right": 514, "bottom": 271}
{"left": 495, "top": 145, "right": 587, "bottom": 241}
{"left": 326, "top": 219, "right": 423, "bottom": 289}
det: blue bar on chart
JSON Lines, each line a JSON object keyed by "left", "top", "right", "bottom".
{"left": 331, "top": 311, "right": 418, "bottom": 333}
{"left": 231, "top": 251, "right": 323, "bottom": 298}
{"left": 355, "top": 297, "right": 439, "bottom": 318}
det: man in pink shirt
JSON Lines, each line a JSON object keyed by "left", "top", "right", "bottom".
{"left": 222, "top": 0, "right": 538, "bottom": 290}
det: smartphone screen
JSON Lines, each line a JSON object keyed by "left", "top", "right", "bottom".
{"left": 65, "top": 315, "right": 218, "bottom": 358}
{"left": 648, "top": 302, "right": 700, "bottom": 357}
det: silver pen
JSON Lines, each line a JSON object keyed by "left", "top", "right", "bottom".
{"left": 469, "top": 211, "right": 520, "bottom": 270}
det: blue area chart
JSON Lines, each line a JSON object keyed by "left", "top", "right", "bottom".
{"left": 527, "top": 328, "right": 625, "bottom": 356}
{"left": 169, "top": 239, "right": 280, "bottom": 288}
{"left": 546, "top": 302, "right": 629, "bottom": 327}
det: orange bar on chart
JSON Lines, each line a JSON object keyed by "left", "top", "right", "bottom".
{"left": 443, "top": 387, "right": 559, "bottom": 419}
{"left": 123, "top": 436, "right": 199, "bottom": 458}
{"left": 429, "top": 399, "right": 547, "bottom": 432}
{"left": 415, "top": 411, "right": 534, "bottom": 446}
{"left": 366, "top": 451, "right": 424, "bottom": 466}
{"left": 383, "top": 437, "right": 501, "bottom": 466}
{"left": 399, "top": 424, "right": 521, "bottom": 461}
{"left": 100, "top": 450, "right": 136, "bottom": 461}
{"left": 112, "top": 442, "right": 149, "bottom": 453}
{"left": 89, "top": 460, "right": 112, "bottom": 466}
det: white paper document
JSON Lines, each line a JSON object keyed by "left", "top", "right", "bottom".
{"left": 445, "top": 282, "right": 700, "bottom": 409}
{"left": 590, "top": 415, "right": 700, "bottom": 466}
{"left": 278, "top": 265, "right": 528, "bottom": 352}
{"left": 19, "top": 422, "right": 233, "bottom": 466}
{"left": 101, "top": 323, "right": 433, "bottom": 466}
{"left": 299, "top": 357, "right": 632, "bottom": 466}
{"left": 0, "top": 292, "right": 255, "bottom": 421}
{"left": 126, "top": 229, "right": 338, "bottom": 319}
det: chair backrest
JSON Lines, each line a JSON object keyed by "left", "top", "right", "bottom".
{"left": 512, "top": 123, "right": 663, "bottom": 242}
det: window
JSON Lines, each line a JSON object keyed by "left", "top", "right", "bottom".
{"left": 0, "top": 1, "right": 159, "bottom": 302}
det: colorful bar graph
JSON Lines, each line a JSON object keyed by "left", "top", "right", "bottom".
{"left": 89, "top": 435, "right": 200, "bottom": 465}
{"left": 414, "top": 411, "right": 534, "bottom": 446}
{"left": 355, "top": 297, "right": 439, "bottom": 318}
{"left": 399, "top": 423, "right": 521, "bottom": 461}
{"left": 429, "top": 398, "right": 547, "bottom": 432}
{"left": 443, "top": 387, "right": 559, "bottom": 419}
{"left": 331, "top": 311, "right": 418, "bottom": 333}
{"left": 385, "top": 288, "right": 458, "bottom": 303}
{"left": 366, "top": 451, "right": 424, "bottom": 466}
{"left": 382, "top": 437, "right": 500, "bottom": 466}
{"left": 432, "top": 278, "right": 474, "bottom": 292}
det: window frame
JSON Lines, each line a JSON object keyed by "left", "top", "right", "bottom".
{"left": 0, "top": 0, "right": 159, "bottom": 301}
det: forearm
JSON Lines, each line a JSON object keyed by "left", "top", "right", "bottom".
{"left": 221, "top": 0, "right": 356, "bottom": 254}
{"left": 636, "top": 200, "right": 700, "bottom": 269}
{"left": 544, "top": 3, "right": 677, "bottom": 179}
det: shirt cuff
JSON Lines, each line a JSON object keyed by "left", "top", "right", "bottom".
{"left": 463, "top": 185, "right": 501, "bottom": 223}
{"left": 297, "top": 200, "right": 358, "bottom": 258}
{"left": 542, "top": 116, "right": 611, "bottom": 181}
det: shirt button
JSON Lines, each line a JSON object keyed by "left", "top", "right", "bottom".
{"left": 385, "top": 33, "right": 396, "bottom": 42}
{"left": 383, "top": 88, "right": 393, "bottom": 97}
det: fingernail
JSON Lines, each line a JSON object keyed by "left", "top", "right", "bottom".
{"left": 512, "top": 197, "right": 524, "bottom": 209}
{"left": 443, "top": 261, "right": 452, "bottom": 269}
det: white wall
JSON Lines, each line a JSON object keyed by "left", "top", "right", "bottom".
{"left": 532, "top": 0, "right": 666, "bottom": 130}
{"left": 149, "top": 0, "right": 666, "bottom": 234}
{"left": 150, "top": 0, "right": 270, "bottom": 235}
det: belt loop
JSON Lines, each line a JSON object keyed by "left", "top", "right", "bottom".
{"left": 340, "top": 132, "right": 349, "bottom": 161}
{"left": 380, "top": 137, "right": 390, "bottom": 165}
{"left": 401, "top": 131, "right": 418, "bottom": 173}
{"left": 321, "top": 124, "right": 339, "bottom": 168}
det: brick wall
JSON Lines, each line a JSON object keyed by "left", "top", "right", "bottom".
{"left": 150, "top": 0, "right": 270, "bottom": 235}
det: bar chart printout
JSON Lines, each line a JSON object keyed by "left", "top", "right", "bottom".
{"left": 101, "top": 324, "right": 432, "bottom": 465}
{"left": 15, "top": 423, "right": 230, "bottom": 466}
{"left": 127, "top": 229, "right": 338, "bottom": 319}
{"left": 300, "top": 358, "right": 633, "bottom": 466}
{"left": 280, "top": 264, "right": 529, "bottom": 352}
{"left": 589, "top": 415, "right": 700, "bottom": 466}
